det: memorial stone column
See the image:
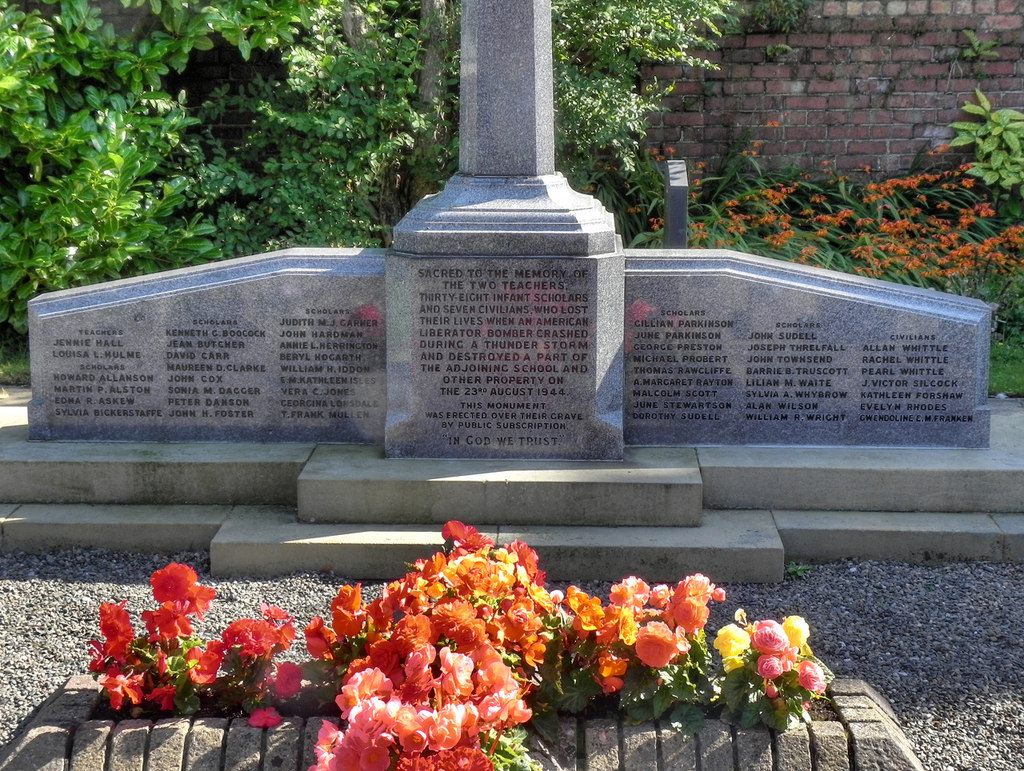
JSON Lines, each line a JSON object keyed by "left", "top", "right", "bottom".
{"left": 385, "top": 0, "right": 624, "bottom": 459}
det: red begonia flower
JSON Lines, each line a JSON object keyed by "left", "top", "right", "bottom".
{"left": 248, "top": 707, "right": 283, "bottom": 729}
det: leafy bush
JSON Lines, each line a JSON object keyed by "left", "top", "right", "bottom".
{"left": 950, "top": 89, "right": 1024, "bottom": 217}
{"left": 179, "top": 0, "right": 731, "bottom": 255}
{"left": 0, "top": 0, "right": 309, "bottom": 338}
{"left": 0, "top": 2, "right": 210, "bottom": 335}
{"left": 176, "top": 0, "right": 454, "bottom": 253}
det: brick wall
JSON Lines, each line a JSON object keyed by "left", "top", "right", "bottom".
{"left": 646, "top": 0, "right": 1024, "bottom": 174}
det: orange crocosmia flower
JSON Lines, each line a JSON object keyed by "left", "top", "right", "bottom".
{"left": 635, "top": 622, "right": 683, "bottom": 669}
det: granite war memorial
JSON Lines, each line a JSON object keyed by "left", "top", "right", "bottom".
{"left": 27, "top": 0, "right": 991, "bottom": 457}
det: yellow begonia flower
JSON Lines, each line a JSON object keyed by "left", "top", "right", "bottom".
{"left": 783, "top": 616, "right": 810, "bottom": 649}
{"left": 722, "top": 655, "right": 745, "bottom": 673}
{"left": 714, "top": 623, "right": 751, "bottom": 659}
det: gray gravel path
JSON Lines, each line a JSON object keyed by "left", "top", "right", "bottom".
{"left": 1, "top": 548, "right": 1021, "bottom": 771}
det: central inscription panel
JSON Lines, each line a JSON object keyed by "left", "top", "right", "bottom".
{"left": 385, "top": 255, "right": 624, "bottom": 459}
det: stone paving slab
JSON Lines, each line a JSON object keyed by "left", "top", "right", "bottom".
{"left": 0, "top": 676, "right": 924, "bottom": 771}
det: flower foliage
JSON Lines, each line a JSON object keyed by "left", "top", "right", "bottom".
{"left": 91, "top": 524, "right": 835, "bottom": 770}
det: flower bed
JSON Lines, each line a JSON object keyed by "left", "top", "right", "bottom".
{"left": 87, "top": 522, "right": 834, "bottom": 771}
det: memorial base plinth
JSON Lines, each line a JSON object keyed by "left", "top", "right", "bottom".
{"left": 384, "top": 251, "right": 625, "bottom": 460}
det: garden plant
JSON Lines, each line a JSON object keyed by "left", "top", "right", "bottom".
{"left": 90, "top": 522, "right": 833, "bottom": 771}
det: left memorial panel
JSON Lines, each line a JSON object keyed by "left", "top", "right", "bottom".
{"left": 28, "top": 249, "right": 388, "bottom": 442}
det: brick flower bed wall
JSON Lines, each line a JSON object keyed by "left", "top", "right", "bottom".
{"left": 647, "top": 0, "right": 1024, "bottom": 174}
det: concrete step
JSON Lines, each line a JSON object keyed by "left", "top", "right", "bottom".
{"left": 211, "top": 508, "right": 784, "bottom": 582}
{"left": 5, "top": 503, "right": 1023, "bottom": 582}
{"left": 699, "top": 398, "right": 1024, "bottom": 513}
{"left": 775, "top": 509, "right": 1024, "bottom": 563}
{"left": 0, "top": 425, "right": 312, "bottom": 505}
{"left": 297, "top": 445, "right": 703, "bottom": 526}
{"left": 0, "top": 504, "right": 782, "bottom": 582}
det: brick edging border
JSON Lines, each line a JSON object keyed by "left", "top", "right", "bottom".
{"left": 0, "top": 676, "right": 923, "bottom": 771}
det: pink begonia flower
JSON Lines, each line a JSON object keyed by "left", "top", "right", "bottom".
{"left": 610, "top": 576, "right": 651, "bottom": 611}
{"left": 634, "top": 621, "right": 682, "bottom": 669}
{"left": 248, "top": 707, "right": 282, "bottom": 728}
{"left": 648, "top": 584, "right": 672, "bottom": 608}
{"left": 424, "top": 704, "right": 466, "bottom": 752}
{"left": 274, "top": 661, "right": 304, "bottom": 699}
{"left": 797, "top": 660, "right": 828, "bottom": 694}
{"left": 314, "top": 720, "right": 342, "bottom": 757}
{"left": 338, "top": 668, "right": 394, "bottom": 719}
{"left": 750, "top": 620, "right": 792, "bottom": 655}
{"left": 439, "top": 647, "right": 475, "bottom": 698}
{"left": 394, "top": 704, "right": 431, "bottom": 754}
{"left": 756, "top": 654, "right": 788, "bottom": 681}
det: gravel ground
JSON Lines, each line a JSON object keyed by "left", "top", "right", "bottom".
{"left": 1, "top": 547, "right": 1022, "bottom": 771}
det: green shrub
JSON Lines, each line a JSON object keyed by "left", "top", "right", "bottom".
{"left": 0, "top": 0, "right": 310, "bottom": 338}
{"left": 950, "top": 89, "right": 1024, "bottom": 217}
{"left": 179, "top": 0, "right": 732, "bottom": 254}
{"left": 176, "top": 0, "right": 454, "bottom": 253}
